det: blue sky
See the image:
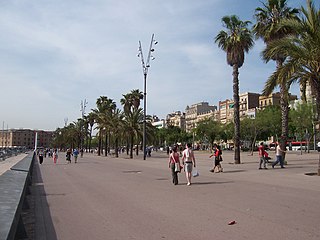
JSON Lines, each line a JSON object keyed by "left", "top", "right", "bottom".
{"left": 0, "top": 0, "right": 307, "bottom": 131}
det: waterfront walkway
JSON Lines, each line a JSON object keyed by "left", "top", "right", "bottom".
{"left": 3, "top": 150, "right": 320, "bottom": 240}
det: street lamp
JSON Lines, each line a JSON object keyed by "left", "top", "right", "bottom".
{"left": 137, "top": 34, "right": 158, "bottom": 160}
{"left": 80, "top": 99, "right": 88, "bottom": 152}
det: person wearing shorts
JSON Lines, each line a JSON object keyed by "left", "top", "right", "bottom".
{"left": 181, "top": 143, "right": 196, "bottom": 186}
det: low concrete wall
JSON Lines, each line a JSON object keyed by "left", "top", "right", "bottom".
{"left": 0, "top": 152, "right": 35, "bottom": 240}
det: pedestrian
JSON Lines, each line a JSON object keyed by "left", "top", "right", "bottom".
{"left": 38, "top": 148, "right": 44, "bottom": 165}
{"left": 210, "top": 144, "right": 223, "bottom": 173}
{"left": 73, "top": 148, "right": 79, "bottom": 163}
{"left": 66, "top": 148, "right": 72, "bottom": 164}
{"left": 80, "top": 148, "right": 84, "bottom": 158}
{"left": 168, "top": 145, "right": 181, "bottom": 185}
{"left": 53, "top": 149, "right": 58, "bottom": 164}
{"left": 258, "top": 142, "right": 268, "bottom": 169}
{"left": 181, "top": 143, "right": 196, "bottom": 186}
{"left": 272, "top": 144, "right": 286, "bottom": 168}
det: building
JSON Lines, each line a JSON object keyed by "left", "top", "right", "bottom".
{"left": 239, "top": 92, "right": 260, "bottom": 118}
{"left": 219, "top": 99, "right": 234, "bottom": 124}
{"left": 166, "top": 111, "right": 186, "bottom": 130}
{"left": 151, "top": 115, "right": 165, "bottom": 129}
{"left": 259, "top": 92, "right": 297, "bottom": 109}
{"left": 0, "top": 129, "right": 54, "bottom": 149}
{"left": 185, "top": 102, "right": 217, "bottom": 132}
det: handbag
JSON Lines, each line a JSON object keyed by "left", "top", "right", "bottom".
{"left": 192, "top": 168, "right": 199, "bottom": 177}
{"left": 175, "top": 162, "right": 181, "bottom": 172}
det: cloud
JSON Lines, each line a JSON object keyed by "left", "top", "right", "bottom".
{"left": 0, "top": 0, "right": 304, "bottom": 130}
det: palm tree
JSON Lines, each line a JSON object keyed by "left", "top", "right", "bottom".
{"left": 93, "top": 96, "right": 116, "bottom": 156}
{"left": 120, "top": 93, "right": 132, "bottom": 115}
{"left": 122, "top": 108, "right": 144, "bottom": 158}
{"left": 120, "top": 89, "right": 143, "bottom": 114}
{"left": 215, "top": 15, "right": 254, "bottom": 164}
{"left": 86, "top": 112, "right": 95, "bottom": 152}
{"left": 103, "top": 108, "right": 124, "bottom": 158}
{"left": 130, "top": 89, "right": 143, "bottom": 110}
{"left": 262, "top": 0, "right": 320, "bottom": 121}
{"left": 253, "top": 0, "right": 299, "bottom": 155}
{"left": 121, "top": 90, "right": 144, "bottom": 158}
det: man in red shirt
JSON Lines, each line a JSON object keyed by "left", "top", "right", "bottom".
{"left": 258, "top": 142, "right": 267, "bottom": 170}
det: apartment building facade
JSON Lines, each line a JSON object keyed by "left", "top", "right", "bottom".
{"left": 185, "top": 102, "right": 217, "bottom": 132}
{"left": 0, "top": 129, "right": 54, "bottom": 149}
{"left": 166, "top": 111, "right": 186, "bottom": 130}
{"left": 259, "top": 92, "right": 297, "bottom": 110}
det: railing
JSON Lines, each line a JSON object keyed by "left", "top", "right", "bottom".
{"left": 0, "top": 152, "right": 35, "bottom": 240}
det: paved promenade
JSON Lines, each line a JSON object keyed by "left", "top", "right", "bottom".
{"left": 0, "top": 153, "right": 28, "bottom": 175}
{"left": 4, "top": 150, "right": 320, "bottom": 240}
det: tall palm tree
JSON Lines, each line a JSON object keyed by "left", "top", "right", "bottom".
{"left": 122, "top": 108, "right": 144, "bottom": 158}
{"left": 120, "top": 89, "right": 143, "bottom": 114}
{"left": 215, "top": 15, "right": 254, "bottom": 164}
{"left": 262, "top": 0, "right": 320, "bottom": 121}
{"left": 120, "top": 93, "right": 132, "bottom": 115}
{"left": 86, "top": 112, "right": 95, "bottom": 152}
{"left": 108, "top": 108, "right": 125, "bottom": 158}
{"left": 253, "top": 0, "right": 299, "bottom": 154}
{"left": 130, "top": 89, "right": 143, "bottom": 110}
{"left": 93, "top": 96, "right": 116, "bottom": 156}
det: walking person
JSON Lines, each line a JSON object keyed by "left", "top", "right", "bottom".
{"left": 258, "top": 142, "right": 268, "bottom": 169}
{"left": 66, "top": 148, "right": 72, "bottom": 164}
{"left": 168, "top": 145, "right": 181, "bottom": 185}
{"left": 53, "top": 149, "right": 58, "bottom": 164}
{"left": 210, "top": 144, "right": 223, "bottom": 173}
{"left": 181, "top": 143, "right": 196, "bottom": 186}
{"left": 73, "top": 148, "right": 79, "bottom": 163}
{"left": 272, "top": 143, "right": 286, "bottom": 168}
{"left": 80, "top": 148, "right": 84, "bottom": 158}
{"left": 38, "top": 148, "right": 44, "bottom": 165}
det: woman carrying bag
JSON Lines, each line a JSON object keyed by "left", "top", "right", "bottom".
{"left": 182, "top": 143, "right": 196, "bottom": 186}
{"left": 168, "top": 145, "right": 181, "bottom": 185}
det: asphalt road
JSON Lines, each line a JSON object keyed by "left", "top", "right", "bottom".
{"left": 34, "top": 150, "right": 320, "bottom": 240}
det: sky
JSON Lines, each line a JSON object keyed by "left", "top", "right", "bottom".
{"left": 0, "top": 0, "right": 308, "bottom": 131}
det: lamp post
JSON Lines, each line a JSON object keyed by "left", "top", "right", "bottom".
{"left": 138, "top": 34, "right": 157, "bottom": 160}
{"left": 80, "top": 99, "right": 88, "bottom": 152}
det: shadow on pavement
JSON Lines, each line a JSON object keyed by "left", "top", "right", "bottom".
{"left": 32, "top": 161, "right": 58, "bottom": 240}
{"left": 220, "top": 170, "right": 247, "bottom": 173}
{"left": 189, "top": 181, "right": 234, "bottom": 185}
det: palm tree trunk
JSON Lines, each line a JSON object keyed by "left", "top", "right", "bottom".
{"left": 89, "top": 126, "right": 93, "bottom": 152}
{"left": 115, "top": 138, "right": 119, "bottom": 158}
{"left": 126, "top": 137, "right": 130, "bottom": 156}
{"left": 311, "top": 79, "right": 320, "bottom": 122}
{"left": 136, "top": 144, "right": 139, "bottom": 156}
{"left": 98, "top": 130, "right": 102, "bottom": 156}
{"left": 105, "top": 133, "right": 108, "bottom": 157}
{"left": 278, "top": 60, "right": 289, "bottom": 161}
{"left": 130, "top": 135, "right": 134, "bottom": 159}
{"left": 233, "top": 64, "right": 241, "bottom": 164}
